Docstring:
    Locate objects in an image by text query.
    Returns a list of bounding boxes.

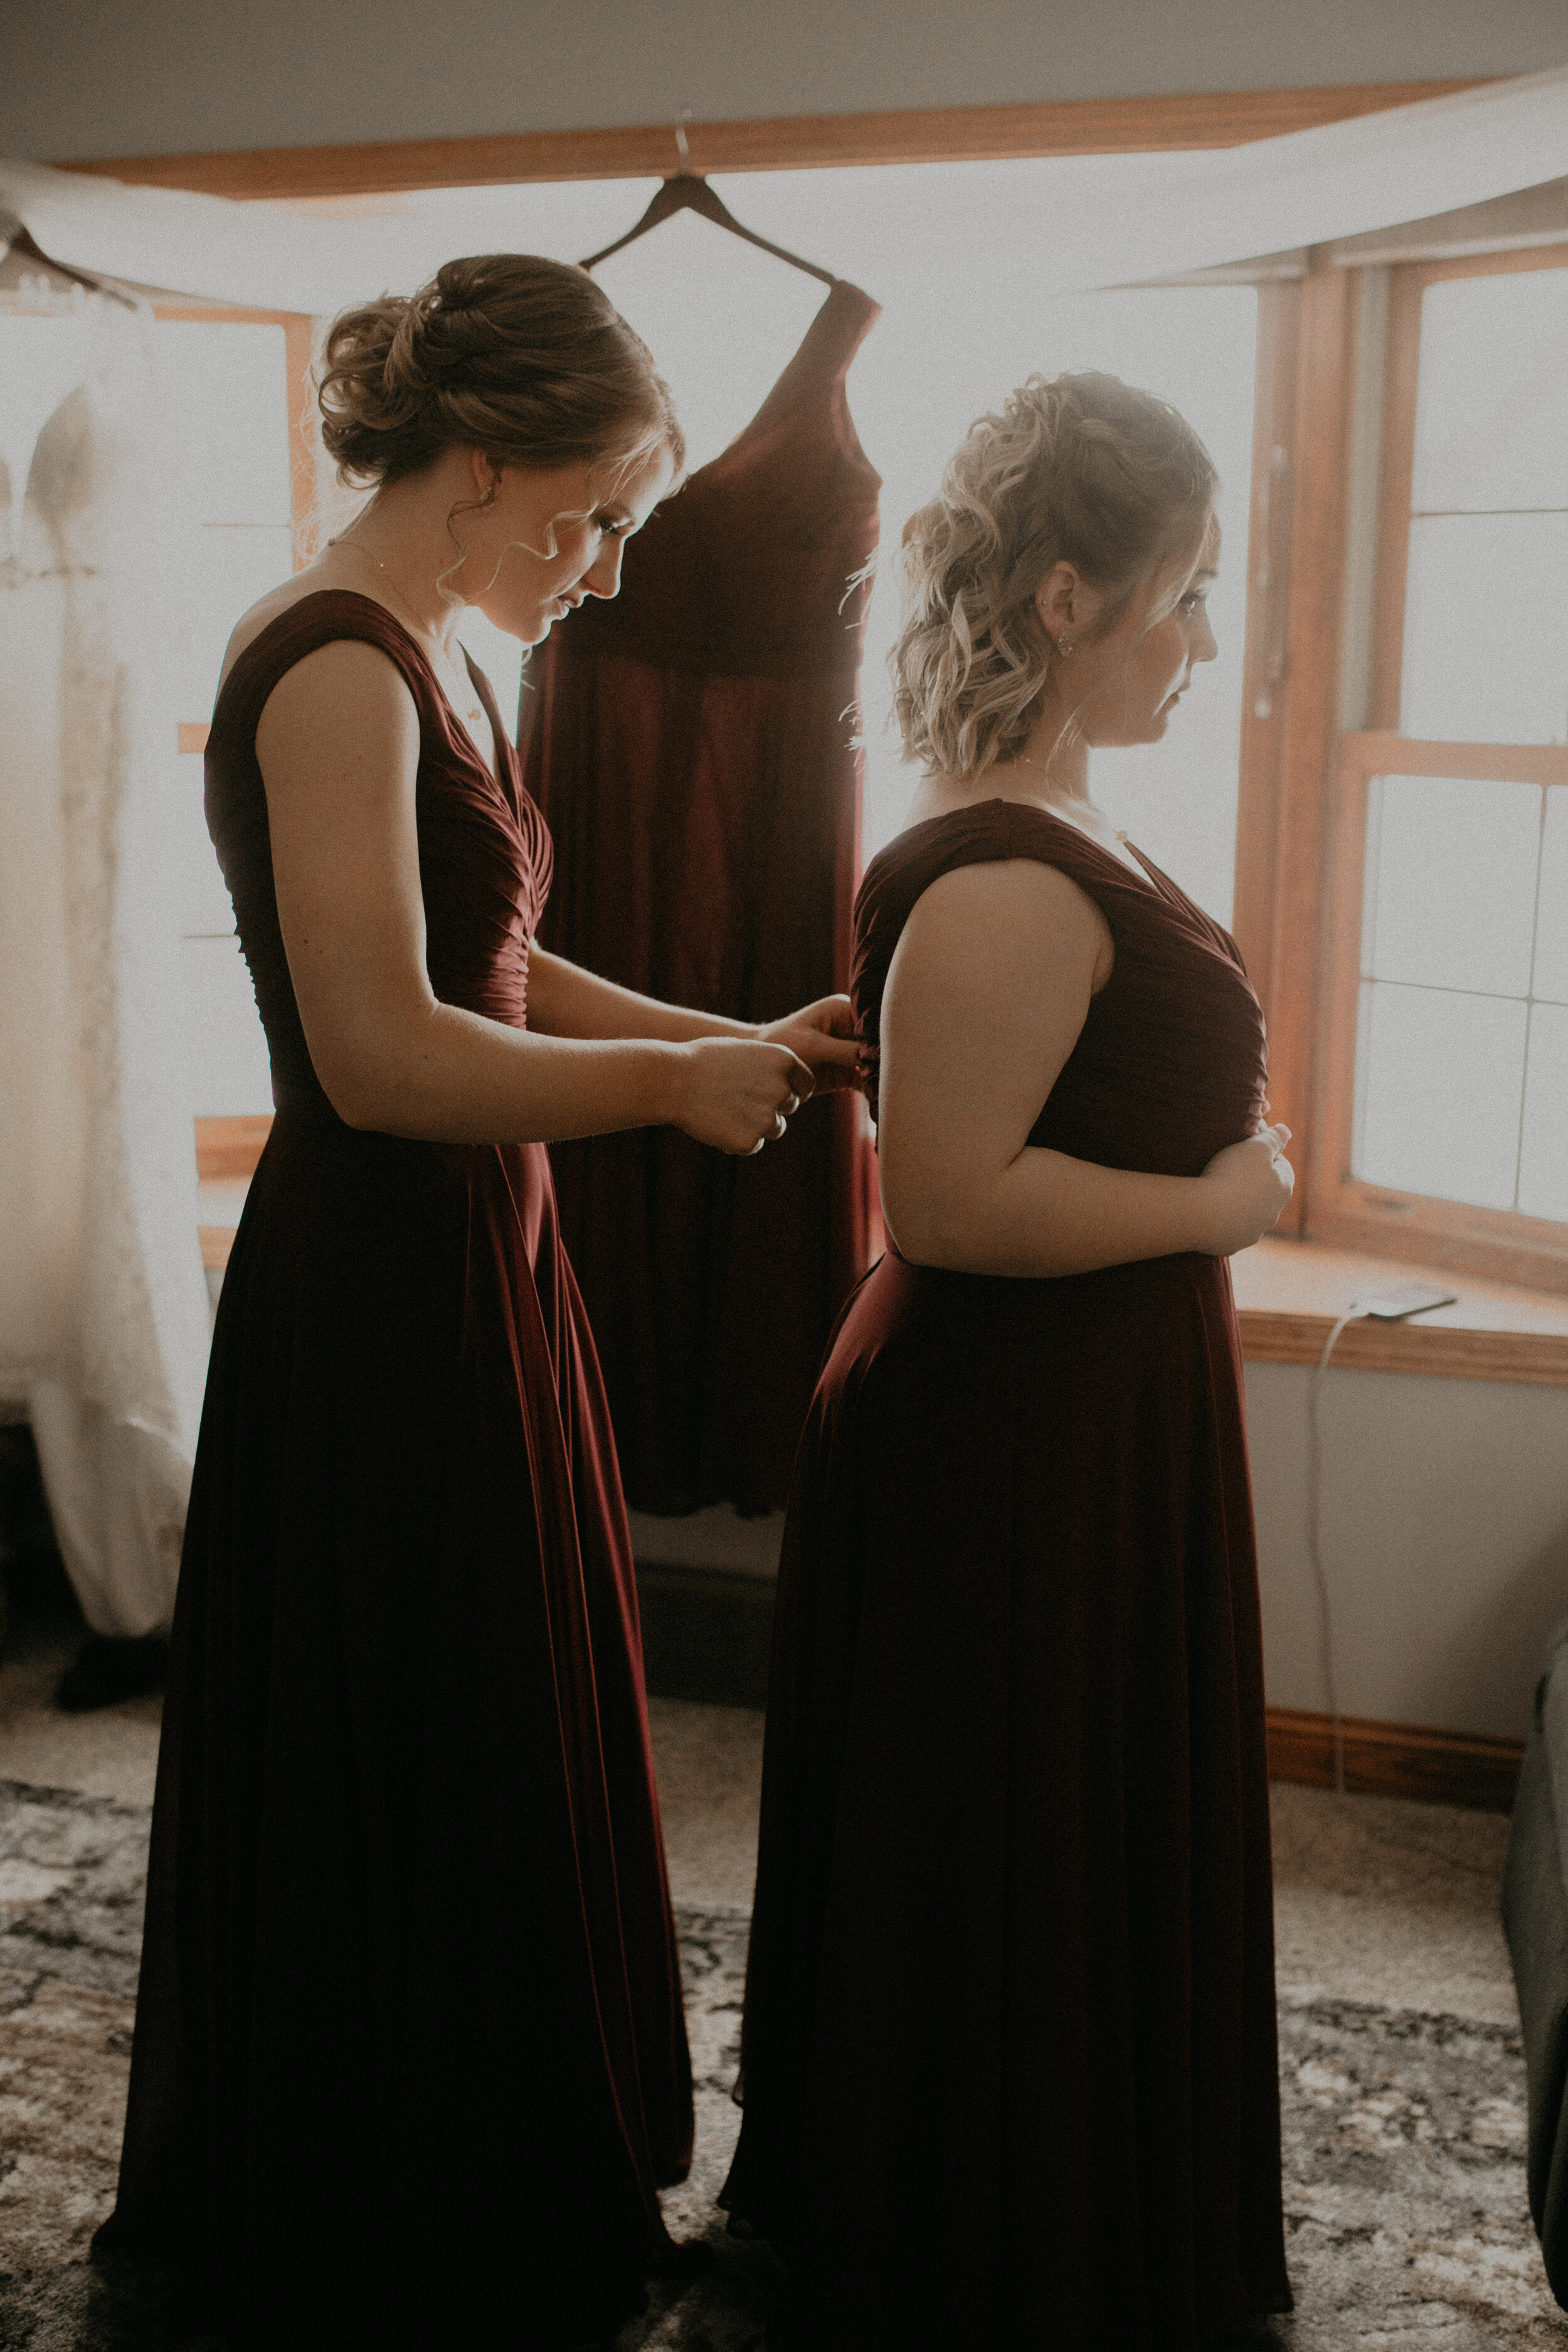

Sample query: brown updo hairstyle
[891,372,1217,778]
[317,252,684,495]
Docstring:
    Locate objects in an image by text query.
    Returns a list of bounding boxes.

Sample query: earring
[1057,635,1074,657]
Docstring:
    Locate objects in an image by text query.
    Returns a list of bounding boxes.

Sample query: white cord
[1306,1304,1367,1798]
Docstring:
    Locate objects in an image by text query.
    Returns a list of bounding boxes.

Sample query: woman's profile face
[1066,520,1220,750]
[465,447,676,644]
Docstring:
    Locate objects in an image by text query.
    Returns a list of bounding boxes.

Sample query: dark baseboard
[634,1566,773,1710]
[1266,1707,1523,1813]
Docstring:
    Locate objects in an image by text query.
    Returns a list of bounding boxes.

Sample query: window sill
[198,1188,1568,1387]
[1233,1235,1568,1386]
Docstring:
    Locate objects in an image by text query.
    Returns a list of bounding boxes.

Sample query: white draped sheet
[0,288,211,1637]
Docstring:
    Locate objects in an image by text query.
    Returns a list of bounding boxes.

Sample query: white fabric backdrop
[0,285,211,1636]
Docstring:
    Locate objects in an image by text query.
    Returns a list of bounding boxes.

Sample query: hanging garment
[724,801,1292,2349]
[0,283,211,1640]
[101,593,692,2349]
[523,280,881,1515]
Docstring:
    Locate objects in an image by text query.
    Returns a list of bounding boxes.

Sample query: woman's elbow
[880,1177,970,1271]
[309,1039,408,1135]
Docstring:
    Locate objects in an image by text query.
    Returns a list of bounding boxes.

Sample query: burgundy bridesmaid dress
[102,593,691,2348]
[524,280,881,1513]
[724,800,1293,2349]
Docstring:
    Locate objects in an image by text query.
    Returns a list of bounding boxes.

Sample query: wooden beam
[1266,1705,1522,1812]
[60,82,1489,201]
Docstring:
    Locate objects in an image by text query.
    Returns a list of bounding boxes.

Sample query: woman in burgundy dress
[97,255,858,2349]
[724,374,1296,2347]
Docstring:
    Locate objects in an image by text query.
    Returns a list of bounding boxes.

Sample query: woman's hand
[669,1037,817,1155]
[759,995,867,1095]
[1195,1126,1295,1256]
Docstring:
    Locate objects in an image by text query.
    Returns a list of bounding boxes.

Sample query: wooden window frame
[151,302,319,566]
[1244,243,1568,1292]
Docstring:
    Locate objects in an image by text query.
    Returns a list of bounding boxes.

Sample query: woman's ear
[470,448,499,506]
[1034,561,1095,647]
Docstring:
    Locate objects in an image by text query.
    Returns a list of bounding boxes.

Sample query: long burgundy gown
[524,280,881,1513]
[723,800,1293,2349]
[102,593,691,2348]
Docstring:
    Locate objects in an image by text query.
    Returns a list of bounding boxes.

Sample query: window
[1293,248,1568,1290]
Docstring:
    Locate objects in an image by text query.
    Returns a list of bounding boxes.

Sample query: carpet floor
[0,1779,1564,2349]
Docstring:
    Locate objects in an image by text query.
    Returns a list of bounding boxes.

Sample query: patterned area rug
[1,1779,1565,2350]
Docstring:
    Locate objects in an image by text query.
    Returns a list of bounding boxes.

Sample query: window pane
[156,322,292,529]
[1401,512,1568,745]
[177,937,273,1117]
[1353,981,1526,1209]
[1411,270,1568,516]
[1534,788,1568,1004]
[1364,772,1540,998]
[162,750,234,937]
[166,523,294,721]
[1519,1004,1568,1221]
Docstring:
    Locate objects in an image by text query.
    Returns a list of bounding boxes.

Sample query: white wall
[1248,1363,1568,1744]
[627,1365,1568,1744]
[2,0,1565,164]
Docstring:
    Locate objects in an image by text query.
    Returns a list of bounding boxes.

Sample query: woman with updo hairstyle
[724,373,1296,2346]
[97,253,860,2348]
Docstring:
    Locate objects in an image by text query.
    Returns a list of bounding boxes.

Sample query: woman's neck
[324,479,469,655]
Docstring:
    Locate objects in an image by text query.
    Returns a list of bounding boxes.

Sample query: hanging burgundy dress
[523,280,881,1513]
[101,593,691,2348]
[724,802,1293,2348]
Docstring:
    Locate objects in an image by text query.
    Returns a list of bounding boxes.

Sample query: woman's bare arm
[526,949,864,1092]
[255,639,809,1152]
[876,859,1291,1276]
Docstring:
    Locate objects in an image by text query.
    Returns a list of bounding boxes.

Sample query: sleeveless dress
[723,800,1292,2349]
[102,592,692,2348]
[524,280,881,1513]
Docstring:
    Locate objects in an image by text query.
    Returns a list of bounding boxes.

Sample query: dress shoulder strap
[209,589,443,747]
[854,798,1155,961]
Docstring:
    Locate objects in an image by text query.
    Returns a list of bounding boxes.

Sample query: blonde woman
[724,374,1295,2348]
[97,255,858,2351]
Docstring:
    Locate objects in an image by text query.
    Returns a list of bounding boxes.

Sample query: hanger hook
[674,105,692,170]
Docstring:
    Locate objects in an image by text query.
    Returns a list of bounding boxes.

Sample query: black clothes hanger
[580,120,838,287]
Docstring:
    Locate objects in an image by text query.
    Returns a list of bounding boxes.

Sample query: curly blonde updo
[891,372,1217,778]
[317,252,684,491]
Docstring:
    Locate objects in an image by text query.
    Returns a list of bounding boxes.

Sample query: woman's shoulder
[213,582,430,724]
[857,797,1131,927]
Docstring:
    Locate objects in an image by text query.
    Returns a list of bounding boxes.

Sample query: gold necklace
[329,534,485,724]
[1006,755,1132,847]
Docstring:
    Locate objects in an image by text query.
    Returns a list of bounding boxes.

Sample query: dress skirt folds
[100,595,691,2348]
[723,801,1293,2349]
